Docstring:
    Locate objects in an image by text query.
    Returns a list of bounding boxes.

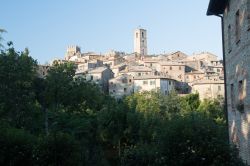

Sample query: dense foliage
[0,43,246,166]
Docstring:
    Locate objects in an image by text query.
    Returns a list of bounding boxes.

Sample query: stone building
[85,67,114,92]
[142,59,161,70]
[102,50,125,67]
[205,60,224,75]
[207,0,250,163]
[111,63,127,77]
[191,76,224,101]
[185,70,205,83]
[120,65,155,77]
[134,28,148,56]
[76,59,103,73]
[109,74,134,99]
[167,51,188,61]
[133,75,175,95]
[157,62,186,82]
[65,45,81,61]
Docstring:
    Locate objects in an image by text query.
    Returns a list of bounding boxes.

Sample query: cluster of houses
[38,45,224,101]
[37,28,224,101]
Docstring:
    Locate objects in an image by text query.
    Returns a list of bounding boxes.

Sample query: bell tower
[134,28,147,56]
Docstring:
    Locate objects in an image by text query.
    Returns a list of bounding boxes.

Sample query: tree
[45,62,76,111]
[0,28,6,48]
[158,113,244,166]
[0,126,36,166]
[35,132,81,166]
[197,99,225,123]
[0,43,38,128]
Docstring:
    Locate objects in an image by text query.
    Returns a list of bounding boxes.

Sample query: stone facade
[167,51,188,61]
[111,63,127,77]
[65,45,81,61]
[85,67,114,92]
[157,62,185,82]
[191,77,224,101]
[120,65,155,77]
[109,74,134,99]
[208,0,250,163]
[134,28,148,56]
[76,59,103,73]
[133,75,175,95]
[224,0,250,163]
[185,70,205,83]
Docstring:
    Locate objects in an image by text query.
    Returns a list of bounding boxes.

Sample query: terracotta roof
[121,66,153,72]
[159,62,185,66]
[186,70,204,75]
[88,67,108,73]
[133,75,174,81]
[191,78,224,85]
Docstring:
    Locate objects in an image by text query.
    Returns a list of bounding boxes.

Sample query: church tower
[134,28,147,56]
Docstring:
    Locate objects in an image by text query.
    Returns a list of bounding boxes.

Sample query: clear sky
[1,0,222,64]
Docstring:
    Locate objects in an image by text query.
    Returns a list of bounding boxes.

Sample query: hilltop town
[3,0,250,165]
[38,28,224,101]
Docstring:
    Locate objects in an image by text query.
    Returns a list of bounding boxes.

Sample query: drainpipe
[214,14,229,144]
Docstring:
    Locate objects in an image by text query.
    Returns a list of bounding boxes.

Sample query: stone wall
[223,0,250,163]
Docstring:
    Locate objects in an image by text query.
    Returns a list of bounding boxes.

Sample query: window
[170,66,172,70]
[136,33,138,38]
[247,0,250,30]
[228,25,232,52]
[235,10,241,43]
[90,75,93,80]
[138,73,141,76]
[124,88,127,92]
[143,81,148,85]
[150,81,155,85]
[169,81,171,85]
[129,79,132,83]
[122,79,127,83]
[231,84,235,109]
[227,0,230,11]
[142,32,144,38]
[218,85,221,91]
[239,80,243,101]
[217,69,220,72]
[179,66,182,70]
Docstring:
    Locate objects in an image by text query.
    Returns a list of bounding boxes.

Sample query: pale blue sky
[0,0,222,64]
